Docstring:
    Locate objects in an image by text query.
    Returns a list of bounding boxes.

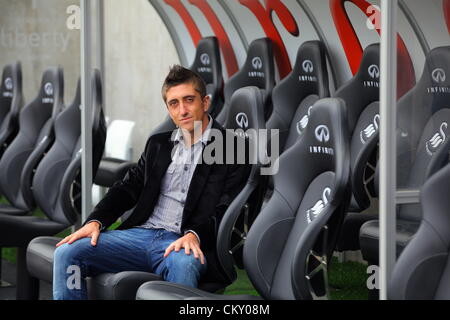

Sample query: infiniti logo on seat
[432,68,446,83]
[44,82,53,96]
[4,77,13,90]
[368,64,380,79]
[302,60,314,73]
[235,112,249,129]
[315,125,330,142]
[200,53,210,66]
[252,57,263,70]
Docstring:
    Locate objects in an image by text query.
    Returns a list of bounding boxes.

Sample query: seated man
[53,65,251,300]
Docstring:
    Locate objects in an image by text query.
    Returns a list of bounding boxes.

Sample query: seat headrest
[38,66,64,118]
[1,62,22,100]
[224,86,265,132]
[224,38,275,102]
[409,46,450,112]
[189,37,222,86]
[353,43,380,86]
[335,43,380,134]
[291,40,330,98]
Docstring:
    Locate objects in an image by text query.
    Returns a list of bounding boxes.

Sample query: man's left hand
[164,232,205,264]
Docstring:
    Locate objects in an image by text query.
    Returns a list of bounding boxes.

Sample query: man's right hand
[56,221,101,247]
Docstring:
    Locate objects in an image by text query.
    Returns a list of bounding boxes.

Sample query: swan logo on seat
[306,187,331,224]
[315,125,330,142]
[302,60,313,73]
[426,122,447,156]
[249,57,265,78]
[432,68,446,83]
[368,65,380,79]
[200,53,210,65]
[235,112,249,129]
[296,106,313,135]
[2,77,13,97]
[360,114,380,144]
[42,82,54,103]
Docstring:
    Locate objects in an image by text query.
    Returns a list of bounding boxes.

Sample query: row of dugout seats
[5,35,449,299]
[0,62,107,299]
[22,37,360,300]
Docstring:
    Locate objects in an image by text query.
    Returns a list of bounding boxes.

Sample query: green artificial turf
[223,268,259,296]
[220,257,368,299]
[329,257,369,300]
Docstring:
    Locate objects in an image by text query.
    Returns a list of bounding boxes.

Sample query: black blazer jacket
[85,119,251,284]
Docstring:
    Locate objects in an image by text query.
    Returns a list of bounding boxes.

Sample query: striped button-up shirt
[139,116,213,240]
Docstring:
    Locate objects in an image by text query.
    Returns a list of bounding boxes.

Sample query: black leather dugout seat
[0,62,22,160]
[136,97,350,300]
[216,38,275,125]
[4,70,106,299]
[0,62,24,284]
[0,67,64,216]
[229,40,332,268]
[359,46,450,266]
[389,163,450,300]
[262,40,331,202]
[332,44,381,251]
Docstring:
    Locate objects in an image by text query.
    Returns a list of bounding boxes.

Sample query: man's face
[165,82,210,133]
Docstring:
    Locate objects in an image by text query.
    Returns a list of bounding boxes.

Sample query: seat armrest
[87,271,162,300]
[94,158,136,187]
[396,189,421,204]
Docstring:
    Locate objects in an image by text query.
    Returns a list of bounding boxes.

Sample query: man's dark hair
[161,65,207,102]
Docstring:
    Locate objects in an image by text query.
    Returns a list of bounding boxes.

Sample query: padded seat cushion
[136,281,262,300]
[88,272,229,300]
[359,219,419,264]
[87,271,163,300]
[0,215,66,247]
[0,203,29,216]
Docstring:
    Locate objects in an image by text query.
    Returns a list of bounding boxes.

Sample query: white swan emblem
[296,106,313,135]
[306,187,331,224]
[360,114,380,144]
[426,122,447,156]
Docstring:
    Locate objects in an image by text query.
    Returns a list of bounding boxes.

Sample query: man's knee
[165,251,206,273]
[54,239,91,265]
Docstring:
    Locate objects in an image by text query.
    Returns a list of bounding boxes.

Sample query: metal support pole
[81,0,93,223]
[379,0,398,300]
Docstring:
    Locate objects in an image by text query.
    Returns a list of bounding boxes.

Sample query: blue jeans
[53,228,207,300]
